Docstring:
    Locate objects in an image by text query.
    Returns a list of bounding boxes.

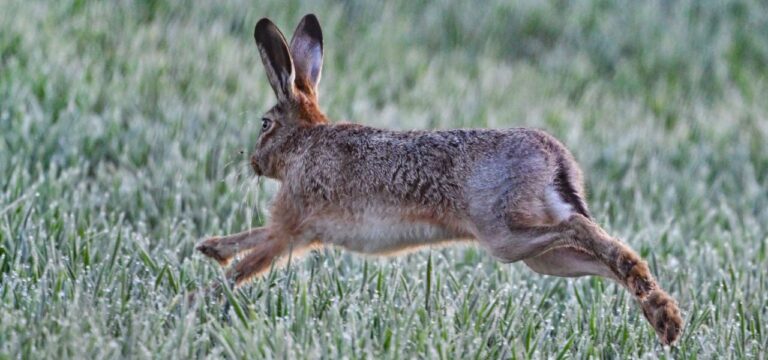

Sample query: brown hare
[197,14,683,345]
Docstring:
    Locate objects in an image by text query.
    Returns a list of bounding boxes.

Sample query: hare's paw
[196,237,233,266]
[641,289,683,345]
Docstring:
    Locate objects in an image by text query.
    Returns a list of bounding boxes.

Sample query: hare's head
[250,14,326,177]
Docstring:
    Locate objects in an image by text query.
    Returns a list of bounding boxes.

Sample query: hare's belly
[317,212,469,255]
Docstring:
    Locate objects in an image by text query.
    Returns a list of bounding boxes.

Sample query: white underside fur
[319,210,467,255]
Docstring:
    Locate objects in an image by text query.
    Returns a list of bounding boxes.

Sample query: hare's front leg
[226,236,288,286]
[197,227,270,266]
[189,229,291,304]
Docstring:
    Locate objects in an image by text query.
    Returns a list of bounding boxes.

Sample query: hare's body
[197,14,684,345]
[261,124,584,257]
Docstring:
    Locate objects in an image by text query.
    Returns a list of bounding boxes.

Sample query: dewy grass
[1,0,767,358]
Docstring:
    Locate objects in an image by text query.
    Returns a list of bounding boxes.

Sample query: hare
[196,14,683,345]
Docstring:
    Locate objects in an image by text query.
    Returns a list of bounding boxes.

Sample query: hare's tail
[553,155,591,219]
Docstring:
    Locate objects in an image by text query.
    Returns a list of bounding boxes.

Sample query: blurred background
[1,0,767,358]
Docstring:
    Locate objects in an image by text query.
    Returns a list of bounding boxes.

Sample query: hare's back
[298,126,575,211]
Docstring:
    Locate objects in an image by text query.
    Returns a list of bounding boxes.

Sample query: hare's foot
[197,227,272,266]
[641,289,683,345]
[196,237,233,266]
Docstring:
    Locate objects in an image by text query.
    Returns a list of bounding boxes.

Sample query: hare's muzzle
[250,156,262,176]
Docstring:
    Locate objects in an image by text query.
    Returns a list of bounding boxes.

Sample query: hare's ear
[254,18,295,103]
[289,14,323,94]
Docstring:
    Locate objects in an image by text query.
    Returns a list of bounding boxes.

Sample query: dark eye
[261,118,273,132]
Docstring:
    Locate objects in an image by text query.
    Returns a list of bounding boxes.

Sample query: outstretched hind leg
[482,214,683,345]
[561,215,683,345]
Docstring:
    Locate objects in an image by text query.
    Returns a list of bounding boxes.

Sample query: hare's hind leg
[523,246,617,280]
[197,227,270,266]
[560,215,683,345]
[489,214,683,345]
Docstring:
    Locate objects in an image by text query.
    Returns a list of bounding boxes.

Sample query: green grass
[1,0,767,358]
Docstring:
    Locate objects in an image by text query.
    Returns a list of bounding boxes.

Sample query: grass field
[1,0,767,358]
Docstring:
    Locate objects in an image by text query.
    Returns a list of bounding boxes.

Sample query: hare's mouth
[250,156,262,176]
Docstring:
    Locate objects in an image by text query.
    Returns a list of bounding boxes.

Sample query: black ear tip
[303,13,319,23]
[300,14,322,41]
[254,18,275,39]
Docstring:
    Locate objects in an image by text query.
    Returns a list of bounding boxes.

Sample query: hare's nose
[250,156,262,175]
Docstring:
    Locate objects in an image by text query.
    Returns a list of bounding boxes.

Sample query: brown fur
[294,85,326,124]
[196,14,683,346]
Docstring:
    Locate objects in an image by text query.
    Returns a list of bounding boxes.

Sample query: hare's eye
[261,118,273,132]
